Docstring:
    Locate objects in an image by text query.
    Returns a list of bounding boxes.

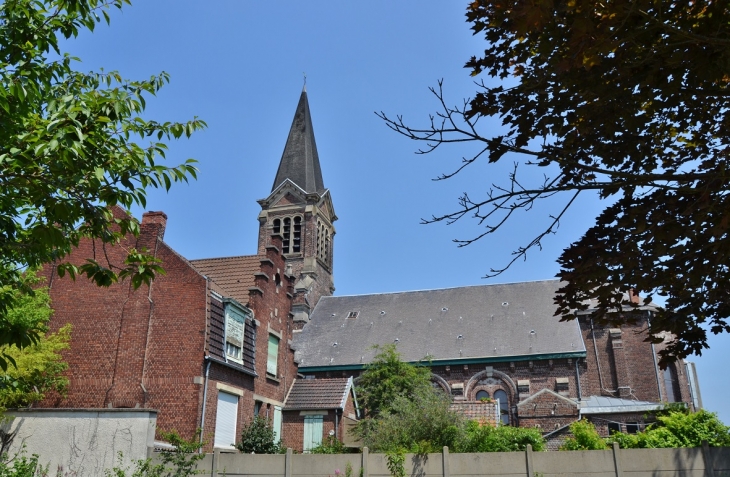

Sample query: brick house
[281,377,359,452]
[38,87,701,452]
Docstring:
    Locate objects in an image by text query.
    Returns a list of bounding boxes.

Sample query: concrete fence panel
[181,446,730,477]
[449,452,529,477]
[3,408,157,477]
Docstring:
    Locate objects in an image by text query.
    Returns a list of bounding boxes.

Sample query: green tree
[379,0,730,364]
[0,0,205,369]
[0,277,69,410]
[352,345,463,453]
[355,384,463,453]
[355,344,432,417]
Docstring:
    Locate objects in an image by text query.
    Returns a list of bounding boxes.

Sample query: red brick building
[39,87,702,452]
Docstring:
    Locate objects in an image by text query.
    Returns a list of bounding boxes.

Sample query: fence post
[702,440,714,477]
[212,449,220,477]
[442,446,450,477]
[362,447,369,477]
[285,448,293,477]
[525,444,534,477]
[612,442,622,477]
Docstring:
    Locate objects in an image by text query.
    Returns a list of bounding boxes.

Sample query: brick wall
[39,208,209,440]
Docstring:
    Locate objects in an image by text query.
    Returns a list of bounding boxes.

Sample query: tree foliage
[0,0,205,368]
[0,277,69,410]
[379,0,730,363]
[355,344,433,418]
[354,383,463,453]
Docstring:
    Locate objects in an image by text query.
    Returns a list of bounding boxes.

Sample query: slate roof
[293,280,586,369]
[284,377,353,410]
[580,395,663,414]
[271,88,325,194]
[190,255,260,304]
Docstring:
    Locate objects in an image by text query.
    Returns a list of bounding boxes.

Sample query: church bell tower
[257,87,336,324]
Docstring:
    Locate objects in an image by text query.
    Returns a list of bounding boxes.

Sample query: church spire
[271,88,325,194]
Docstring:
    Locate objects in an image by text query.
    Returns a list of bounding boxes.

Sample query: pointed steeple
[271,88,325,194]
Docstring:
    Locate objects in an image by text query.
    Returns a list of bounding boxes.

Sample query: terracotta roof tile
[190,255,261,304]
[284,378,352,410]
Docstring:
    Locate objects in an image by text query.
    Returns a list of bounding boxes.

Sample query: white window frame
[223,299,248,365]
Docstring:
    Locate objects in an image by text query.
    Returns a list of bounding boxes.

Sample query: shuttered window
[214,391,238,449]
[273,405,283,443]
[303,415,323,452]
[267,334,279,376]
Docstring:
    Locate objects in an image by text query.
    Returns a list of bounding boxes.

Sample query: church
[38,88,702,452]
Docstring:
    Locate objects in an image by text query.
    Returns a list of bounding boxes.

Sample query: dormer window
[223,300,247,365]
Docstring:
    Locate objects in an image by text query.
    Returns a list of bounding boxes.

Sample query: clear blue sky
[64,1,728,423]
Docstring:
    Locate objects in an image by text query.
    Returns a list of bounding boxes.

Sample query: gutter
[298,351,587,373]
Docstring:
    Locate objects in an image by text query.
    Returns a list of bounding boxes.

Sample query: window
[292,216,302,253]
[214,391,238,449]
[275,215,303,254]
[224,301,246,364]
[254,400,262,417]
[303,415,323,452]
[626,422,640,434]
[494,390,510,425]
[267,334,280,376]
[316,220,332,265]
[664,364,681,403]
[476,390,490,401]
[273,406,283,443]
[608,422,621,435]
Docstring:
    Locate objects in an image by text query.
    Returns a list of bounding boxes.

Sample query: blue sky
[64,1,728,423]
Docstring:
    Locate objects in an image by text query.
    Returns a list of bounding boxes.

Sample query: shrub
[309,436,351,454]
[236,416,282,454]
[456,420,545,452]
[607,409,730,449]
[560,420,608,450]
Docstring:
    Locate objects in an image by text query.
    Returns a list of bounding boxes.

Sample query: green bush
[236,416,282,454]
[607,409,730,449]
[456,420,545,452]
[560,420,608,450]
[309,436,352,454]
[0,453,46,477]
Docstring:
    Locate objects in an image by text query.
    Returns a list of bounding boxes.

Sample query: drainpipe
[647,313,664,402]
[199,358,212,451]
[575,358,582,401]
[335,409,340,441]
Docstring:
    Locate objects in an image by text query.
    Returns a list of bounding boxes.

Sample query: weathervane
[303,72,307,89]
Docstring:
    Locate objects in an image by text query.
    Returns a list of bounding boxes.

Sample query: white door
[214,391,238,449]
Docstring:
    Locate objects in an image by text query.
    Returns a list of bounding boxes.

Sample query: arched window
[494,390,510,425]
[282,218,291,253]
[275,216,302,255]
[292,216,302,253]
[476,390,490,401]
[664,364,681,403]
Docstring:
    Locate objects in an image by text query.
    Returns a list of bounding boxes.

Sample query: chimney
[629,288,640,304]
[141,211,167,240]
